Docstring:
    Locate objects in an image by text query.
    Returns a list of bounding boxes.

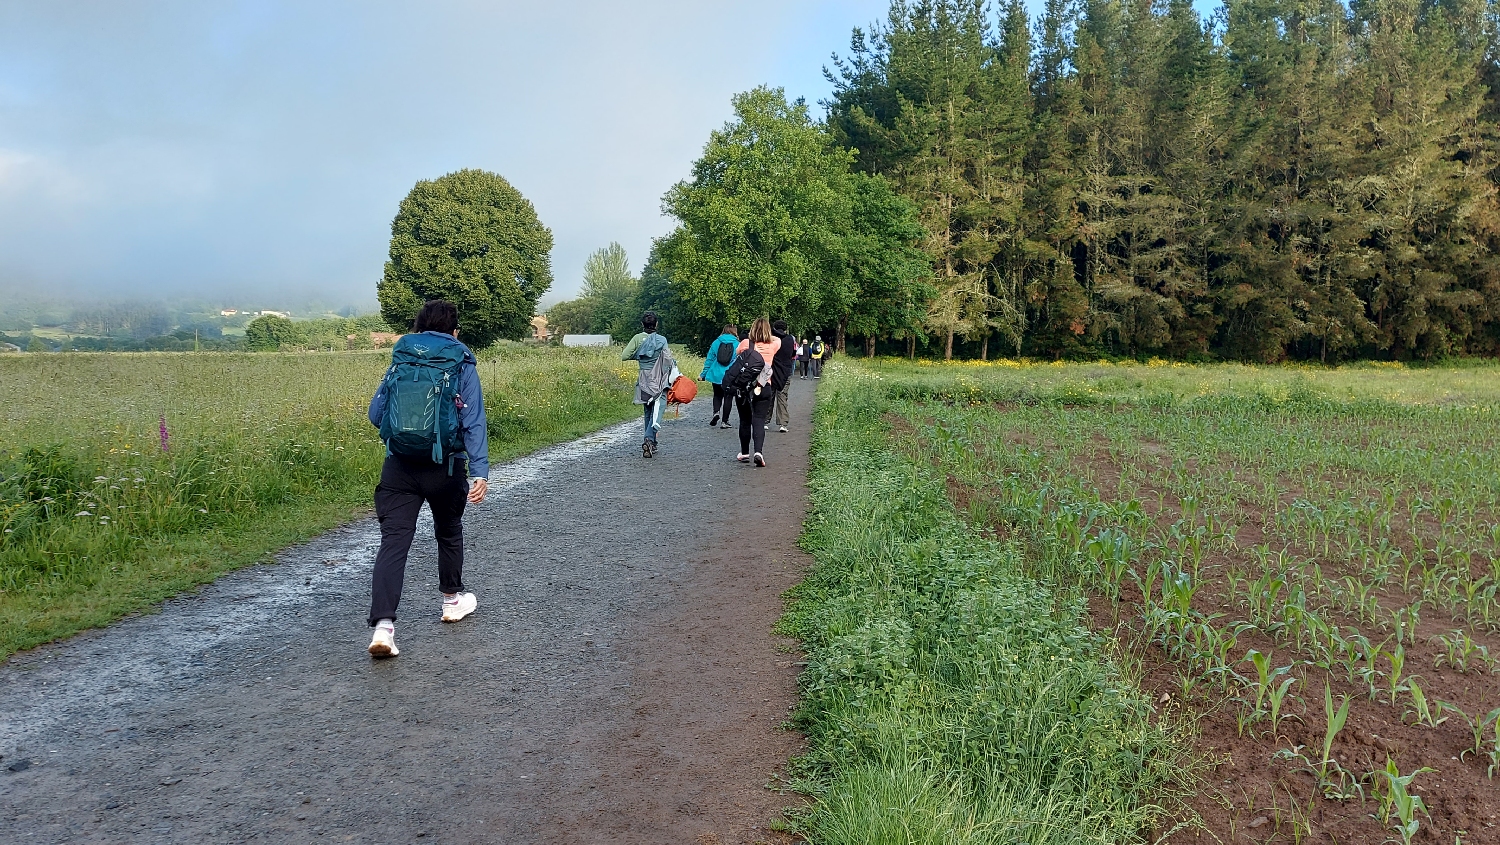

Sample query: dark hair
[642,311,658,332]
[772,319,788,333]
[723,324,738,337]
[413,300,459,335]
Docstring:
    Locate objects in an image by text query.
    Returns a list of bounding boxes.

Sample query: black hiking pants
[368,455,468,625]
[711,383,734,421]
[737,390,772,456]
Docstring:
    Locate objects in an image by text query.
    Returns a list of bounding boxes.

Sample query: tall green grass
[783,364,1185,844]
[869,356,1500,407]
[0,343,639,659]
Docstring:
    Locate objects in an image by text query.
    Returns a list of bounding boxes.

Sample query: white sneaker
[442,591,477,623]
[753,452,766,467]
[736,453,750,462]
[778,425,788,433]
[369,622,398,658]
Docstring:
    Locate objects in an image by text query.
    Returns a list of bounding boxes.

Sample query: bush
[244,315,301,351]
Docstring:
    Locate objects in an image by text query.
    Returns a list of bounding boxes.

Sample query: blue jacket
[368,331,490,478]
[699,333,739,384]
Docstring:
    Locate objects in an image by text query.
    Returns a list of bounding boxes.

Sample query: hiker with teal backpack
[365,300,489,658]
[700,324,739,429]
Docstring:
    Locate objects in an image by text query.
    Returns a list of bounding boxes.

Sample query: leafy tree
[841,172,935,355]
[245,315,301,351]
[660,87,855,329]
[543,243,644,341]
[828,0,1033,359]
[378,169,553,349]
[636,236,723,351]
[25,335,46,353]
[544,297,598,337]
[581,242,642,341]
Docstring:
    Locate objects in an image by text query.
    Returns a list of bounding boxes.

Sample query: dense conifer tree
[822,0,1500,360]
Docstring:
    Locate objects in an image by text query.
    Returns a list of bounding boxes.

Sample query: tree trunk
[836,318,847,354]
[980,332,988,361]
[866,334,876,359]
[945,331,954,361]
[908,335,915,360]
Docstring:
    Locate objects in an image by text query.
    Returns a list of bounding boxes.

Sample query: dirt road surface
[0,381,818,844]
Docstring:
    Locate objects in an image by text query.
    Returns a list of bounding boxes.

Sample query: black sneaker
[642,440,655,458]
[709,413,720,427]
[753,452,766,467]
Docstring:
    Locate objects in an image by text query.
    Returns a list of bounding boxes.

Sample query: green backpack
[377,334,467,469]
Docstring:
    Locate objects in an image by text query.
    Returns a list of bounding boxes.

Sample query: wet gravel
[0,383,817,844]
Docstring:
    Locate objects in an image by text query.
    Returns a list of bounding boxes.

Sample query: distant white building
[257,310,291,319]
[220,309,239,317]
[562,334,612,347]
[0,342,20,353]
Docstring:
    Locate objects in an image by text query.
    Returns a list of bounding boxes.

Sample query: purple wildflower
[159,415,170,452]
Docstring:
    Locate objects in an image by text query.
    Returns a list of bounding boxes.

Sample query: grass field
[810,357,1500,843]
[0,344,641,660]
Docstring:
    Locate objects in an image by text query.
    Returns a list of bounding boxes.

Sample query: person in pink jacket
[734,317,781,467]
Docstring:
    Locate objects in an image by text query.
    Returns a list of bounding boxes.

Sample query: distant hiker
[622,311,674,458]
[700,324,739,430]
[729,317,780,467]
[810,335,827,379]
[366,299,489,658]
[797,337,811,379]
[771,319,797,433]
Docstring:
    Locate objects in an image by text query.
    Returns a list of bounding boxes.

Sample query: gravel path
[0,381,818,844]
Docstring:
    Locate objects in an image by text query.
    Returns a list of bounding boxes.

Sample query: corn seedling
[1448,704,1500,761]
[1384,645,1412,704]
[1370,757,1435,845]
[1489,716,1500,778]
[1276,682,1362,800]
[1434,629,1495,674]
[1401,679,1447,727]
[1391,603,1422,646]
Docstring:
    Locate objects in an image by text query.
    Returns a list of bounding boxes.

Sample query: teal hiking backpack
[378,334,468,469]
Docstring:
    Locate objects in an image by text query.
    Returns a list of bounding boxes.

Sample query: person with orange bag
[622,311,673,458]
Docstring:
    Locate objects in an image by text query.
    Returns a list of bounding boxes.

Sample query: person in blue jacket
[700,324,739,429]
[365,300,489,658]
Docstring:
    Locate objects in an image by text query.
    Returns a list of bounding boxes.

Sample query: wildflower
[159,415,170,452]
[76,511,92,517]
[198,509,208,514]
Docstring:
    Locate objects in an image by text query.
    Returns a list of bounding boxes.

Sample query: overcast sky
[0,1,1209,312]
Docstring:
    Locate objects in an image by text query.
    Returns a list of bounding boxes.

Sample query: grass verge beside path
[780,361,1185,844]
[0,344,642,660]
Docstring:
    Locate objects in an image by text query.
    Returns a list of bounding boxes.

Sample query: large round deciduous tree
[378,169,553,348]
